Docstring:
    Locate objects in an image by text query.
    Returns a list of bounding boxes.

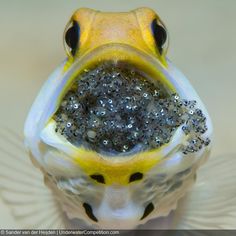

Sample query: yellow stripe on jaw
[41,119,165,186]
[64,124,183,186]
[71,147,163,185]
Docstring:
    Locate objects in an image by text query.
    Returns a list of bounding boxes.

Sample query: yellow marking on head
[63,7,168,70]
[43,118,170,186]
[71,147,163,185]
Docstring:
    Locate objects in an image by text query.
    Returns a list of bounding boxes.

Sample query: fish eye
[64,20,80,56]
[83,202,98,222]
[90,174,105,184]
[151,18,168,55]
[140,202,155,220]
[129,172,143,183]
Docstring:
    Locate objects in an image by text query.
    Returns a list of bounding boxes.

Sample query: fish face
[64,8,168,63]
[24,8,212,229]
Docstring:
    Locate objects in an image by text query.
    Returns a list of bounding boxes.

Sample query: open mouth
[53,61,209,156]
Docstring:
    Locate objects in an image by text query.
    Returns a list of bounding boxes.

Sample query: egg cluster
[54,63,210,155]
[181,101,210,154]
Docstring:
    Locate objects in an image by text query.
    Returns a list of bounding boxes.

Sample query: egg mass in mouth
[54,62,209,155]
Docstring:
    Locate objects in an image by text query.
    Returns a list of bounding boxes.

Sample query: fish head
[24,7,213,229]
[64,7,168,65]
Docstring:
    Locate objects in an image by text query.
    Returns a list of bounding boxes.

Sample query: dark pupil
[151,19,167,54]
[65,21,79,56]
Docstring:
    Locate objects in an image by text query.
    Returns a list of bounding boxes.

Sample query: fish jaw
[23,43,212,228]
[24,43,212,163]
[24,43,169,167]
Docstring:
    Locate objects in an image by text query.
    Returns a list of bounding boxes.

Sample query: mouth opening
[52,60,210,156]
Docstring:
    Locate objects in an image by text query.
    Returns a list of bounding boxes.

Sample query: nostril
[129,172,143,183]
[140,202,154,220]
[90,174,105,184]
[82,202,98,222]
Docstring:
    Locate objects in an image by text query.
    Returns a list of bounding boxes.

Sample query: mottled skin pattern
[24,8,212,229]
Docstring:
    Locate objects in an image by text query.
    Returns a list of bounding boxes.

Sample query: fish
[0,7,235,229]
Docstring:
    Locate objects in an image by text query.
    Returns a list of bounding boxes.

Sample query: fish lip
[75,42,164,65]
[64,42,174,90]
[82,42,163,60]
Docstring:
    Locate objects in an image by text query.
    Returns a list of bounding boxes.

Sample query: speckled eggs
[54,63,210,155]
